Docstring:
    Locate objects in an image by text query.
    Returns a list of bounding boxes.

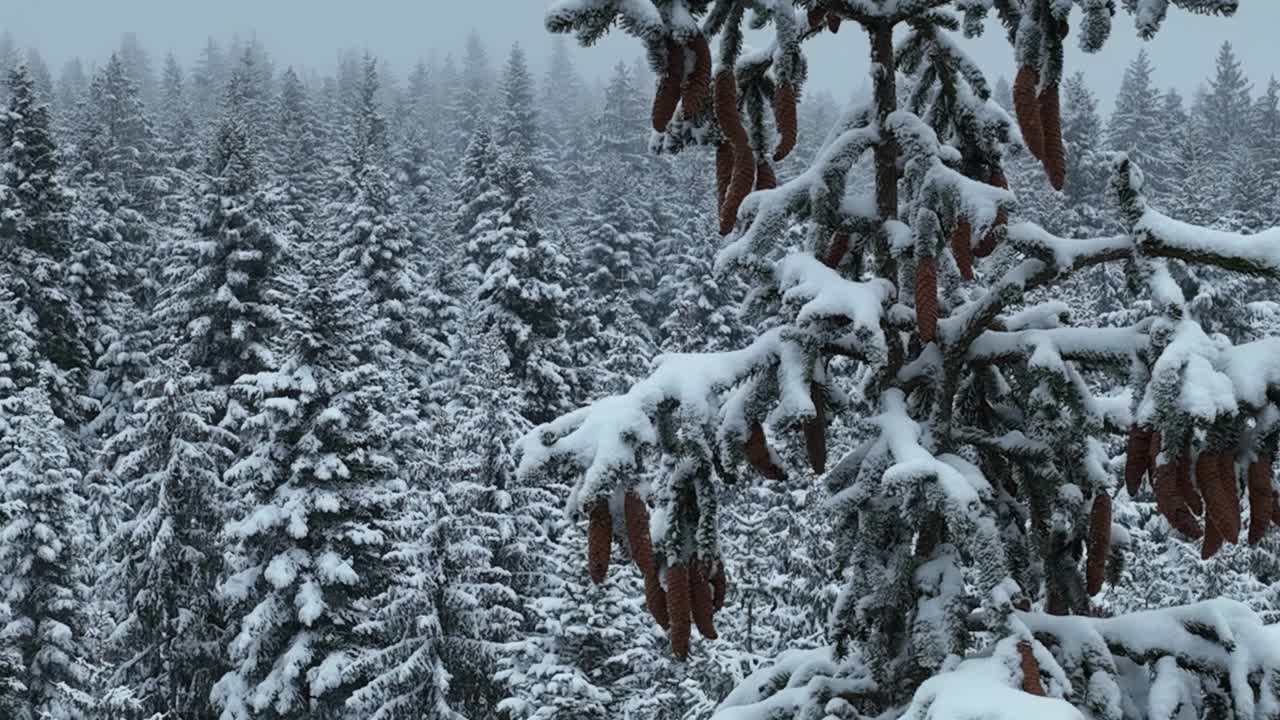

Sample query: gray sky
[4,1,1278,113]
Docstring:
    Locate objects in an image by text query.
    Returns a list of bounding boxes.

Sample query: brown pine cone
[951,219,973,281]
[804,381,827,474]
[755,160,777,191]
[823,232,850,268]
[827,13,842,33]
[1199,452,1236,542]
[715,141,735,209]
[1039,83,1066,191]
[1217,452,1240,543]
[624,492,655,576]
[667,564,692,659]
[1202,520,1225,560]
[710,565,727,611]
[1013,65,1044,161]
[652,40,685,132]
[716,70,754,235]
[745,421,785,480]
[1018,641,1045,695]
[807,6,827,30]
[646,573,670,629]
[1176,454,1203,516]
[1124,425,1153,497]
[773,82,798,162]
[915,255,938,343]
[1087,494,1112,596]
[689,563,718,639]
[1046,590,1068,616]
[681,35,712,118]
[1155,460,1203,538]
[587,500,612,584]
[1248,455,1273,545]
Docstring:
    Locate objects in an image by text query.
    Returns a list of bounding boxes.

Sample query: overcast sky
[5,1,1278,113]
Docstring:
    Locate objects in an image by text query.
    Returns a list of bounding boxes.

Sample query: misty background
[6,0,1278,112]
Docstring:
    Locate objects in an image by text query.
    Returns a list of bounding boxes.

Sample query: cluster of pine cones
[1126,426,1280,559]
[586,493,725,659]
[1012,42,1068,190]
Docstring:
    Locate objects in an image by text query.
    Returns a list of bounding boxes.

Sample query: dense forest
[1,0,1280,717]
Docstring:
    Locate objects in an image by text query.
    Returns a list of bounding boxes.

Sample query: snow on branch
[1135,211,1280,280]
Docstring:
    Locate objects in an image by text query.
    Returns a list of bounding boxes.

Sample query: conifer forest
[5,0,1280,718]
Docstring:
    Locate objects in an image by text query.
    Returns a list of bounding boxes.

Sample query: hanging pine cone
[1198,452,1236,542]
[587,500,612,584]
[716,70,754,235]
[823,232,850,268]
[1124,425,1153,497]
[1045,589,1068,616]
[1018,641,1045,695]
[667,564,692,659]
[975,167,1008,258]
[624,491,668,626]
[1086,494,1112,596]
[744,420,786,480]
[803,381,828,473]
[1155,460,1203,538]
[755,160,777,191]
[689,563,718,639]
[682,35,712,118]
[1248,455,1273,545]
[827,13,842,33]
[915,255,938,343]
[1013,65,1044,161]
[1039,82,1066,191]
[710,565,727,611]
[716,141,735,209]
[951,219,973,280]
[1202,520,1225,560]
[773,82,798,162]
[1176,455,1203,516]
[807,6,826,30]
[1217,452,1241,543]
[652,40,685,132]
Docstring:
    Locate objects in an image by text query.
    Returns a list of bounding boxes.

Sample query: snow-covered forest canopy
[2,0,1280,717]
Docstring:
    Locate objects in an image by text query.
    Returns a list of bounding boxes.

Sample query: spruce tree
[213,252,407,719]
[0,65,92,429]
[0,388,92,719]
[526,2,1280,719]
[1108,50,1166,184]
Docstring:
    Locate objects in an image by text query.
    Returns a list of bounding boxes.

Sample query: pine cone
[1124,425,1153,497]
[773,82,798,162]
[1248,455,1272,545]
[1086,494,1112,596]
[745,420,785,480]
[975,166,1008,258]
[951,219,973,281]
[807,6,827,30]
[1039,82,1066,191]
[804,381,827,474]
[1198,452,1237,542]
[667,564,692,659]
[1013,65,1044,161]
[689,563,718,639]
[823,232,850,268]
[1018,641,1045,695]
[915,255,938,343]
[710,565,727,611]
[681,35,712,118]
[755,160,777,191]
[827,13,842,33]
[1217,452,1241,543]
[587,500,612,584]
[1155,460,1203,538]
[716,141,735,209]
[1202,520,1225,560]
[716,70,754,235]
[1046,590,1068,616]
[652,40,685,132]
